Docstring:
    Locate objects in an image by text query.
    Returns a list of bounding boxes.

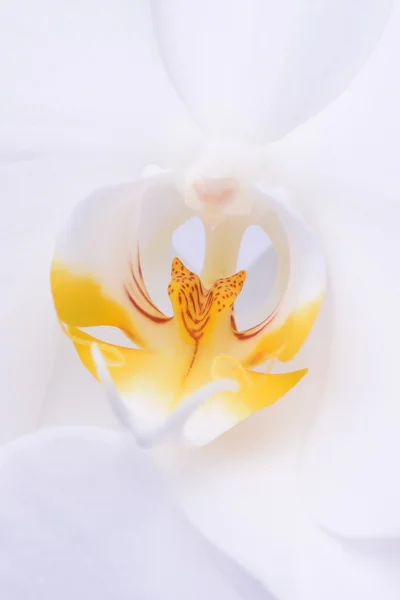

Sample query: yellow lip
[51,254,316,444]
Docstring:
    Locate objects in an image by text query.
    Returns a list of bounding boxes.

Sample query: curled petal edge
[91,343,239,447]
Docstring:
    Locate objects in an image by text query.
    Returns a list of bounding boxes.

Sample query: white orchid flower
[1,0,400,599]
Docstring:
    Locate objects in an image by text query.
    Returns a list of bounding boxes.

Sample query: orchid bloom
[1,0,400,599]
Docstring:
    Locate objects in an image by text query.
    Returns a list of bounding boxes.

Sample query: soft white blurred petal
[0,427,272,599]
[263,0,400,197]
[298,188,400,538]
[38,331,117,430]
[0,0,200,157]
[0,156,160,442]
[257,2,400,538]
[152,0,391,141]
[160,381,400,600]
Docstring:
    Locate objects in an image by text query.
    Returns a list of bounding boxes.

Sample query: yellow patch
[51,261,138,341]
[51,257,321,439]
[241,296,323,367]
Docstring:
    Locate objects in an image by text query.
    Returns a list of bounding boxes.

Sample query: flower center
[168,258,246,342]
[50,172,325,446]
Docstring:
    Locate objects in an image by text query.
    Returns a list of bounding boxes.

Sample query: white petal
[262,3,400,539]
[298,189,400,538]
[39,332,119,430]
[0,155,144,443]
[0,427,272,599]
[160,406,400,599]
[152,0,391,141]
[263,0,400,198]
[0,0,199,156]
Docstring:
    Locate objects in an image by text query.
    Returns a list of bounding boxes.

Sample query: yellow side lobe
[212,355,307,418]
[51,260,172,350]
[51,262,137,339]
[240,296,323,367]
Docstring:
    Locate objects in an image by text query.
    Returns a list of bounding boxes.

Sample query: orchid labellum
[50,151,325,446]
[1,0,400,598]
